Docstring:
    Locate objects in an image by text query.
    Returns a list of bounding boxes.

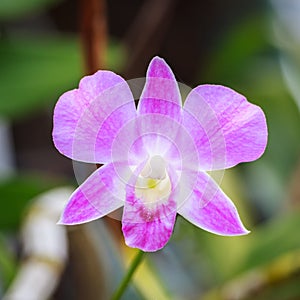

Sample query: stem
[111,250,145,300]
[80,0,107,74]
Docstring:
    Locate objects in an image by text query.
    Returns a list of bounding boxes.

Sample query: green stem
[111,250,145,300]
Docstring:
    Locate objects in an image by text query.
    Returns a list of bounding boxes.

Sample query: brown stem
[80,0,107,74]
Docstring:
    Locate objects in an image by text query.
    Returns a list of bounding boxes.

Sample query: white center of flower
[135,155,171,204]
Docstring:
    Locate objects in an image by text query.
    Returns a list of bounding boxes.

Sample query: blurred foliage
[271,0,300,111]
[0,35,125,120]
[0,0,59,20]
[0,175,67,229]
[171,211,300,299]
[0,35,81,119]
[0,234,16,289]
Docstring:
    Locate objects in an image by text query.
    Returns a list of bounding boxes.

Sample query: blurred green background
[0,0,300,299]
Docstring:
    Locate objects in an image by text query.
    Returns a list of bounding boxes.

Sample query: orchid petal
[122,165,178,252]
[183,85,268,170]
[53,71,136,163]
[137,57,182,123]
[58,162,130,225]
[178,170,249,236]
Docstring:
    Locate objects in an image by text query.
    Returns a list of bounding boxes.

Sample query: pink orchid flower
[53,56,267,252]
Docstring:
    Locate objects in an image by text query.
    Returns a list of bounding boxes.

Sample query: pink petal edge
[177,170,249,236]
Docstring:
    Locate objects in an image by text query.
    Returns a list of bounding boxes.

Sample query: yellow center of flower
[135,155,171,204]
[147,178,158,189]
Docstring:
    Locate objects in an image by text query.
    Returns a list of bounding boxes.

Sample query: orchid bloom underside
[53,56,267,252]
